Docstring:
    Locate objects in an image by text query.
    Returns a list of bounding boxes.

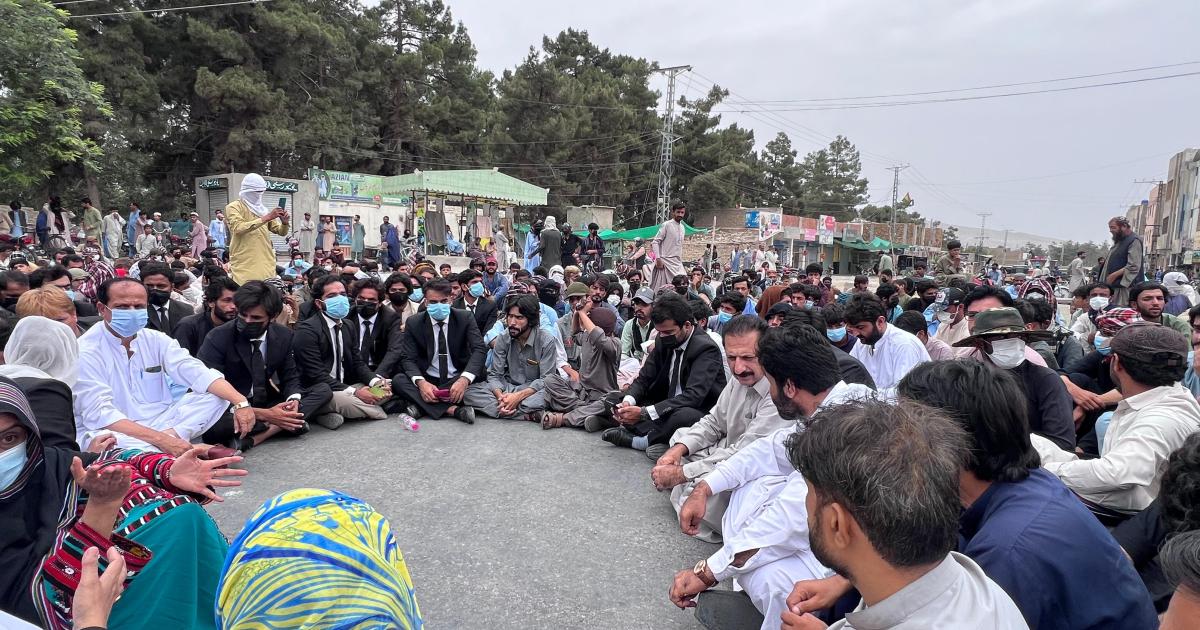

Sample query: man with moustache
[173,276,240,356]
[668,325,873,629]
[651,315,788,544]
[464,294,558,419]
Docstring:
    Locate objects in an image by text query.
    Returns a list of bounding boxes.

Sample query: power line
[712,70,1200,112]
[723,60,1200,103]
[66,0,274,19]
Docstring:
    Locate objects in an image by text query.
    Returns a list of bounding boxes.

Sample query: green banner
[308,167,410,207]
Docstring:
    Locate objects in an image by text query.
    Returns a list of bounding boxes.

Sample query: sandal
[541,412,568,430]
[524,411,543,424]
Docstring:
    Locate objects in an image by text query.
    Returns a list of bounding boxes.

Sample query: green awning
[382,169,548,205]
[838,239,874,251]
[515,222,709,241]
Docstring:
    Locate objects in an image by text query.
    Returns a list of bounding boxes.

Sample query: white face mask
[987,338,1027,369]
[936,311,952,323]
[606,294,620,306]
[1089,296,1109,311]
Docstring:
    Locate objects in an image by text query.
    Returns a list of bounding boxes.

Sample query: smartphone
[277,197,287,210]
[434,388,451,401]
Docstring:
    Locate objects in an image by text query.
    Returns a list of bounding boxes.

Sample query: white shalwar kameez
[649,218,686,290]
[700,381,874,629]
[74,323,229,451]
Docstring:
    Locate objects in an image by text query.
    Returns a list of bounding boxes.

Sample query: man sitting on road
[74,277,254,454]
[1128,281,1192,337]
[454,269,499,335]
[597,294,727,456]
[618,287,656,385]
[198,281,334,452]
[843,293,929,393]
[464,294,558,420]
[651,315,786,544]
[894,310,956,360]
[669,325,872,628]
[174,275,239,356]
[346,278,405,380]
[542,300,621,429]
[292,275,390,429]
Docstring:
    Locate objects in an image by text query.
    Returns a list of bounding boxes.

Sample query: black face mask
[340,274,356,286]
[0,296,17,311]
[389,292,408,305]
[357,303,379,319]
[235,317,266,340]
[674,285,688,296]
[148,289,171,306]
[628,282,641,293]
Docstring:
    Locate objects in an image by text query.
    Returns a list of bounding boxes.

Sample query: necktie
[332,323,343,383]
[360,319,373,368]
[437,322,449,382]
[156,306,167,328]
[250,339,268,406]
[668,349,683,396]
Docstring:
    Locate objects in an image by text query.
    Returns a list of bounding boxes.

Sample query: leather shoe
[584,414,616,433]
[601,427,635,449]
[454,405,476,425]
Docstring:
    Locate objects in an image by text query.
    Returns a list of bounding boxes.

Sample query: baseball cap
[1110,322,1188,367]
[934,287,965,308]
[632,287,655,305]
[564,282,589,299]
[67,268,89,281]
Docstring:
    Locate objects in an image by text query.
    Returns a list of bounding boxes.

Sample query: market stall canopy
[515,222,708,241]
[382,168,549,205]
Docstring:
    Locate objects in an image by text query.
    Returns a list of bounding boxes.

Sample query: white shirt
[74,322,223,442]
[703,381,874,580]
[831,553,1027,629]
[323,313,382,393]
[414,315,477,384]
[669,376,788,480]
[1032,384,1200,513]
[849,323,930,391]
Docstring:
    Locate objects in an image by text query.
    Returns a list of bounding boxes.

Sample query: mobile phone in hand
[434,388,451,401]
[278,197,287,209]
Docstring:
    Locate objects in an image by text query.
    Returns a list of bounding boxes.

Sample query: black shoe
[287,421,310,437]
[225,437,254,454]
[454,405,476,425]
[601,427,635,449]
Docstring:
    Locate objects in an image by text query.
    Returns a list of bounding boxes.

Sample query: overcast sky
[448,0,1200,243]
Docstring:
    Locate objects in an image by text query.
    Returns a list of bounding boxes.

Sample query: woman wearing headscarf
[0,317,80,451]
[225,173,290,283]
[0,377,245,630]
[217,488,422,630]
[1162,271,1198,316]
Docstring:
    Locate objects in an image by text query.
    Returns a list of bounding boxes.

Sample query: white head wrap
[240,173,268,217]
[543,215,557,231]
[0,316,79,386]
[1163,271,1199,306]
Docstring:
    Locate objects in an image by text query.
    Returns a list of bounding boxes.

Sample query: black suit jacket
[74,299,98,317]
[173,311,217,357]
[146,298,193,337]
[399,309,486,382]
[13,376,79,451]
[293,313,377,390]
[626,329,726,417]
[452,295,498,336]
[344,307,404,378]
[198,321,302,400]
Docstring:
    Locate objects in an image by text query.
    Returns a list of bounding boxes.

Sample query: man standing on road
[226,174,290,283]
[102,207,125,260]
[1067,250,1087,291]
[877,248,893,278]
[1102,216,1145,308]
[209,209,228,257]
[649,201,687,290]
[297,212,316,259]
[188,211,209,259]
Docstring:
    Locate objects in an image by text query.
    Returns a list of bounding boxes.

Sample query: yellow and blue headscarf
[216,489,422,629]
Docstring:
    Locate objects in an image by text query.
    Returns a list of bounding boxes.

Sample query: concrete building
[1160,149,1199,267]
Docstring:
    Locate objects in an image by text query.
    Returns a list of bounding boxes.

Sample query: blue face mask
[427,302,451,321]
[804,300,814,309]
[827,326,848,342]
[323,295,351,320]
[1094,334,1111,356]
[469,282,486,298]
[65,289,76,302]
[108,307,148,338]
[717,311,733,324]
[0,440,27,490]
[410,288,424,303]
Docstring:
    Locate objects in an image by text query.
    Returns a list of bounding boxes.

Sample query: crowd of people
[1,176,1199,630]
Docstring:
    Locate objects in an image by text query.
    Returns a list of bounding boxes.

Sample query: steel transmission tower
[654,65,691,225]
[887,164,909,245]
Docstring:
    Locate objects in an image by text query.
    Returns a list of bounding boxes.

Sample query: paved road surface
[208,415,721,630]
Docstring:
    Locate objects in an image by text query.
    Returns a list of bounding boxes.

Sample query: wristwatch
[232,400,252,411]
[693,559,717,587]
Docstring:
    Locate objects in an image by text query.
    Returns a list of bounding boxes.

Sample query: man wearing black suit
[345,278,404,379]
[453,269,498,335]
[139,263,193,338]
[292,275,389,429]
[390,279,486,424]
[198,281,333,451]
[174,276,239,356]
[599,294,727,452]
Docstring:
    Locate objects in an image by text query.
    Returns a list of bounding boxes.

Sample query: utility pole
[888,165,909,246]
[1001,228,1011,265]
[976,212,992,256]
[654,65,692,225]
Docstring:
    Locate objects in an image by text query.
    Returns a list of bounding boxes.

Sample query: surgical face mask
[987,338,1027,369]
[826,326,847,342]
[0,440,27,489]
[322,264,334,272]
[427,302,451,321]
[107,307,148,337]
[1094,334,1112,356]
[410,288,424,303]
[322,295,351,320]
[804,300,814,310]
[235,317,266,341]
[1089,296,1109,311]
[717,311,733,324]
[469,282,486,298]
[606,294,620,306]
[936,311,952,323]
[64,289,76,302]
[356,302,379,319]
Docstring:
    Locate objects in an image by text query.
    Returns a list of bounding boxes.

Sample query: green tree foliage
[760,132,802,212]
[795,135,868,221]
[671,86,760,213]
[0,0,109,194]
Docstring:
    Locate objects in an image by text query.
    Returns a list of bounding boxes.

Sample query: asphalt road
[207,414,721,630]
